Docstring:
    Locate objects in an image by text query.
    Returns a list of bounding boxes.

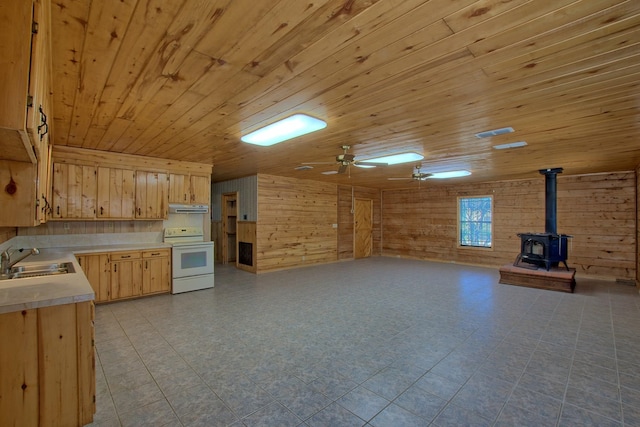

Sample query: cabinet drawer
[110,251,141,261]
[142,249,170,258]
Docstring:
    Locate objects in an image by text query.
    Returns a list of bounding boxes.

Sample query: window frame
[457,195,494,250]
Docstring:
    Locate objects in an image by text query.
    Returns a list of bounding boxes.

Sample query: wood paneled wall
[637,164,640,290]
[382,171,636,281]
[0,227,17,244]
[257,174,337,272]
[337,185,382,260]
[18,221,163,236]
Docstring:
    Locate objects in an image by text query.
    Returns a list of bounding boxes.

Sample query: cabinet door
[142,249,170,294]
[51,163,96,219]
[110,252,142,299]
[0,160,38,227]
[189,175,210,205]
[136,171,168,219]
[76,254,110,302]
[168,173,190,204]
[97,167,135,219]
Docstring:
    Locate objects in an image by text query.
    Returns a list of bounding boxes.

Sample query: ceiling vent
[475,127,514,138]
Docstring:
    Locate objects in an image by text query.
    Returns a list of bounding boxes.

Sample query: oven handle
[171,243,214,251]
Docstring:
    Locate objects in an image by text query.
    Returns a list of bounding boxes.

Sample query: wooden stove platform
[499,264,576,293]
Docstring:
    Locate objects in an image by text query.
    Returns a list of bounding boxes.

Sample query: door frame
[221,192,238,265]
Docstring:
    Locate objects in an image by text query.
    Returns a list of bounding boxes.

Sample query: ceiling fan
[388,164,433,183]
[302,145,386,174]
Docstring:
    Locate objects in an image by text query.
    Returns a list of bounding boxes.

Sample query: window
[458,196,492,248]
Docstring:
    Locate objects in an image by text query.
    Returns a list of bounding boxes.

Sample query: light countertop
[0,243,171,315]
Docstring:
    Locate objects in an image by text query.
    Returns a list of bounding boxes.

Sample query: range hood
[169,204,209,214]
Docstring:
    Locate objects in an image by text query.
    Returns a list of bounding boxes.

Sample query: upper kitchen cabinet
[169,173,211,205]
[0,0,53,226]
[97,166,135,219]
[135,171,169,219]
[52,163,96,219]
[0,160,38,226]
[0,0,53,162]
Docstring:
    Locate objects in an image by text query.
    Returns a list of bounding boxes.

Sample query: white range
[163,227,214,294]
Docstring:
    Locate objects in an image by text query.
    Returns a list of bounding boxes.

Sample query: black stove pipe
[539,168,563,235]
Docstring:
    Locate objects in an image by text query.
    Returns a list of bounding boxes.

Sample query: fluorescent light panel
[241,114,327,146]
[363,152,424,165]
[493,141,527,150]
[475,127,514,138]
[428,170,471,179]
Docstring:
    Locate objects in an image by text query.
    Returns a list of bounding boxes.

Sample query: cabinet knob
[100,206,104,215]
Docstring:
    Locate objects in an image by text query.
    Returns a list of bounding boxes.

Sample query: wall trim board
[52,146,212,175]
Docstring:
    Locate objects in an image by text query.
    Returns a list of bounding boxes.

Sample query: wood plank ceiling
[50,0,640,188]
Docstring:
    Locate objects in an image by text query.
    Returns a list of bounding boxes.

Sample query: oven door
[172,243,214,278]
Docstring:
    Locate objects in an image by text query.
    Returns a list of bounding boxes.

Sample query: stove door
[172,243,214,278]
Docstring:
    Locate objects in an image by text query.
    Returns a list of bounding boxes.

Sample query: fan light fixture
[428,170,471,179]
[493,141,527,150]
[241,114,327,146]
[362,152,424,165]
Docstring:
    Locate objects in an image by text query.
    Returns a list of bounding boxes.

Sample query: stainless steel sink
[0,262,75,280]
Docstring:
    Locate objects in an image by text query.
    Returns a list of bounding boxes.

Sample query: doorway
[354,198,373,259]
[221,192,238,264]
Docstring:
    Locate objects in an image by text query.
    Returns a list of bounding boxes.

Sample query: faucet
[1,247,40,274]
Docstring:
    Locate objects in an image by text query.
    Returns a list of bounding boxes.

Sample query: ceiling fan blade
[354,161,387,167]
[301,161,337,165]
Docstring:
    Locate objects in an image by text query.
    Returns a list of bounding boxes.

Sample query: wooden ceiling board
[49,0,640,188]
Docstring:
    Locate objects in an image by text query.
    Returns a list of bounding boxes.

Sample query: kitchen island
[0,249,95,426]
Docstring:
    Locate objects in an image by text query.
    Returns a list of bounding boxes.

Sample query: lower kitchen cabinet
[0,300,95,426]
[110,251,143,299]
[76,253,110,302]
[77,248,171,303]
[142,249,171,294]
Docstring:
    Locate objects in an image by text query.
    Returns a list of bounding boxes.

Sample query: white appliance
[163,227,214,294]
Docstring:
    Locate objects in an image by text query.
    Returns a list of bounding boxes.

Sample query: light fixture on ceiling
[295,165,313,171]
[475,127,514,138]
[241,114,327,146]
[361,152,424,165]
[428,170,471,179]
[493,141,528,150]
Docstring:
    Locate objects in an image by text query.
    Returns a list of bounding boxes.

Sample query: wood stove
[515,168,571,271]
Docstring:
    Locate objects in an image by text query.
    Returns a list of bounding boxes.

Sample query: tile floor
[88,257,640,427]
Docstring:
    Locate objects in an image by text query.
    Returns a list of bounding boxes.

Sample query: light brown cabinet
[136,171,169,219]
[51,163,96,219]
[110,251,142,299]
[0,0,53,161]
[142,249,171,294]
[76,253,110,302]
[169,173,210,205]
[77,248,171,303]
[0,301,95,426]
[97,166,136,219]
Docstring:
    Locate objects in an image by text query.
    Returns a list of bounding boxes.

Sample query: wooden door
[97,166,135,219]
[354,198,373,259]
[222,193,238,264]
